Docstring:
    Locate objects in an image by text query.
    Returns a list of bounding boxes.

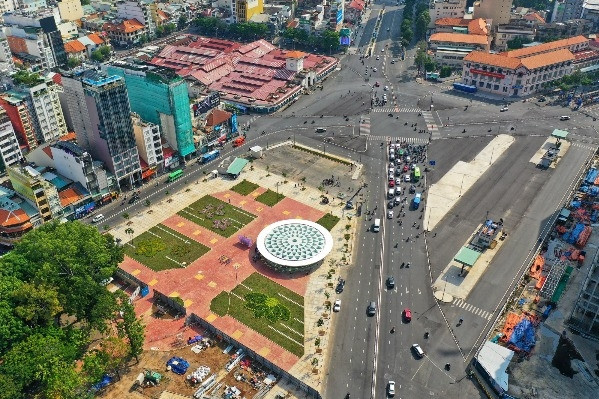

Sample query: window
[486,83,491,89]
[494,85,500,90]
[503,87,508,92]
[479,81,484,87]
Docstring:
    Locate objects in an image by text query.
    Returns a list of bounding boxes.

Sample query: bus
[413,167,421,181]
[168,169,183,182]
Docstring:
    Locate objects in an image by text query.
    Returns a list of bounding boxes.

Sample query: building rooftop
[520,48,575,69]
[150,36,337,109]
[65,40,86,53]
[103,18,145,34]
[429,32,489,45]
[464,51,523,69]
[503,35,587,58]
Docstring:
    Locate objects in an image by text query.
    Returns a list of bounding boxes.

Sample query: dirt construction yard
[102,338,230,398]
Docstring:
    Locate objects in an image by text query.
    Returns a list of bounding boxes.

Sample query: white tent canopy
[476,341,515,392]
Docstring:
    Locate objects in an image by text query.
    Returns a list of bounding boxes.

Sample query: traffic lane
[428,136,550,277]
[325,157,385,398]
[464,143,595,353]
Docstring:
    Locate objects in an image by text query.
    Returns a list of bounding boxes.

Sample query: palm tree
[125,227,134,243]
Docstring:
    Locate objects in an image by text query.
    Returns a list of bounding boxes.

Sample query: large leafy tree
[0,222,130,398]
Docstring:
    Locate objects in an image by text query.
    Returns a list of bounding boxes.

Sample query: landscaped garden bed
[178,195,256,237]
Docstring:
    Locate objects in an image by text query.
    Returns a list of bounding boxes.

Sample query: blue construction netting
[591,187,599,197]
[563,223,586,244]
[570,200,581,209]
[508,318,536,352]
[585,168,598,184]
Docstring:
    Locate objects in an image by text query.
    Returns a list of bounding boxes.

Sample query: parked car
[387,210,394,219]
[560,115,570,121]
[403,164,409,173]
[409,185,416,193]
[333,299,341,312]
[389,180,395,188]
[500,106,508,112]
[404,175,411,182]
[335,279,345,293]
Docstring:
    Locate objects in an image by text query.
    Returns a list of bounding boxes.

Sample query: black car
[336,278,345,293]
[386,276,395,289]
[388,200,394,209]
[409,185,416,194]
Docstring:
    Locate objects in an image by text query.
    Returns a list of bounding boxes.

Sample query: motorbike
[424,332,429,339]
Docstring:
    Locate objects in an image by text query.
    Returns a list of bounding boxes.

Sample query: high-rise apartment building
[106,62,195,159]
[0,107,23,171]
[0,36,15,74]
[232,0,264,23]
[473,0,513,27]
[0,91,38,152]
[2,10,67,70]
[62,69,141,189]
[13,77,67,144]
[131,113,163,169]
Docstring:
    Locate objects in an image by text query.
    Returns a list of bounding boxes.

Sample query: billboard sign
[194,92,221,116]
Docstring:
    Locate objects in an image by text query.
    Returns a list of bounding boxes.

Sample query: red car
[403,164,409,173]
[403,308,412,322]
[388,180,395,188]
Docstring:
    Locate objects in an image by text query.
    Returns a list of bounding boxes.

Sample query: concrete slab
[528,137,570,168]
[424,135,515,232]
[432,223,508,299]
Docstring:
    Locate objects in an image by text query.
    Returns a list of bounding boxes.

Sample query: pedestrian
[228,198,231,203]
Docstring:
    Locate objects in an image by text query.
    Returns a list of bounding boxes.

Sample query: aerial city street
[3,0,599,398]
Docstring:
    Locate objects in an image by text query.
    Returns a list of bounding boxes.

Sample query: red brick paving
[124,187,326,372]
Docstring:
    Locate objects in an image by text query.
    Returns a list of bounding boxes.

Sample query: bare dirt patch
[102,341,230,398]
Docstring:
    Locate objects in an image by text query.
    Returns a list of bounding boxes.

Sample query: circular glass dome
[257,219,334,272]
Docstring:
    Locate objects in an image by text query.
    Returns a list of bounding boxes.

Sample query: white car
[387,210,394,219]
[412,343,425,358]
[373,68,378,72]
[388,381,396,396]
[500,106,508,112]
[395,178,401,185]
[384,86,389,91]
[391,59,396,64]
[376,56,380,60]
[381,48,385,52]
[333,299,341,312]
[560,115,570,121]
[404,175,411,182]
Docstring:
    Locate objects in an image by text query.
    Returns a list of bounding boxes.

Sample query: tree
[507,36,532,50]
[116,292,145,362]
[12,70,42,86]
[11,283,62,327]
[320,30,340,54]
[67,56,81,69]
[91,45,111,62]
[414,41,428,73]
[177,15,188,30]
[440,66,452,78]
[415,10,430,40]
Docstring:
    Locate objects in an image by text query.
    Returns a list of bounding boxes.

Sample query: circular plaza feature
[257,219,334,273]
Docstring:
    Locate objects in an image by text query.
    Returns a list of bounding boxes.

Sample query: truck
[232,136,245,147]
[412,193,421,209]
[200,150,220,164]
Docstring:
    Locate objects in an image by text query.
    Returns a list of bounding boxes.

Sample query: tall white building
[131,113,163,170]
[0,107,23,170]
[0,0,15,15]
[57,0,84,22]
[20,79,67,143]
[429,0,467,28]
[51,140,109,195]
[116,0,156,37]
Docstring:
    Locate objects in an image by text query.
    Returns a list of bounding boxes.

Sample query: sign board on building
[194,92,221,116]
[470,69,505,79]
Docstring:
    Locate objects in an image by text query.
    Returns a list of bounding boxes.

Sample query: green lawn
[178,195,256,238]
[124,225,210,271]
[255,189,285,207]
[316,213,340,231]
[231,179,259,196]
[210,272,304,357]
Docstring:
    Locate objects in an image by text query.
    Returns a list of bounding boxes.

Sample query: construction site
[472,158,599,399]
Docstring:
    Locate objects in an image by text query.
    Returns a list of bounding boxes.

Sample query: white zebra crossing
[373,107,421,113]
[360,116,371,136]
[452,298,493,320]
[421,111,440,139]
[366,135,429,144]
